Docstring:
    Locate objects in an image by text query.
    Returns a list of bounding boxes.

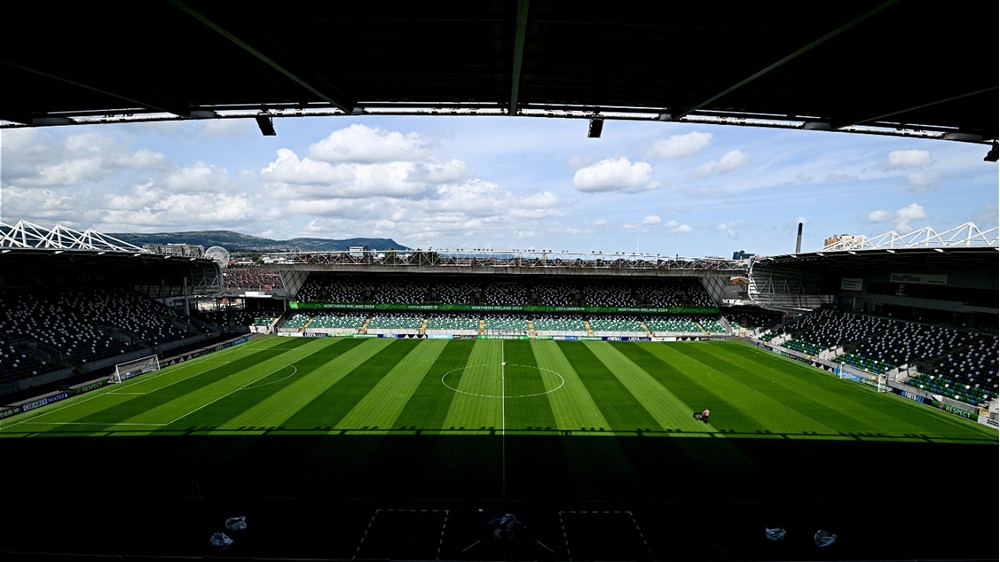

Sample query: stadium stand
[366,313,425,333]
[761,309,999,406]
[482,314,530,335]
[308,312,366,331]
[588,314,646,336]
[224,267,284,290]
[0,286,211,386]
[532,314,587,336]
[425,313,480,334]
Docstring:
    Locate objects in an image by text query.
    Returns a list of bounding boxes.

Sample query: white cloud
[642,215,661,225]
[666,220,693,234]
[407,159,468,184]
[882,149,933,170]
[261,148,428,199]
[693,149,751,177]
[906,169,941,192]
[864,202,928,232]
[646,131,712,158]
[307,124,431,163]
[19,157,105,187]
[824,173,858,183]
[163,162,230,193]
[717,220,745,238]
[572,157,655,192]
[113,149,169,170]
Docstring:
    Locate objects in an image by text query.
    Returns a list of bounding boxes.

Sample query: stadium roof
[753,245,999,274]
[0,221,223,295]
[2,1,996,146]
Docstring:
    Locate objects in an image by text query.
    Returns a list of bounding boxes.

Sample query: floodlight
[255,114,276,136]
[588,117,603,138]
[984,141,998,162]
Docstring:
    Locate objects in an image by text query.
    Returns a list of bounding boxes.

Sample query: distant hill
[109,230,410,252]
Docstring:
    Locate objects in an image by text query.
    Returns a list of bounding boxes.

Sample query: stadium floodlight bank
[109,355,161,384]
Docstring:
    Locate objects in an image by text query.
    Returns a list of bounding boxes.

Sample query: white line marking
[501,339,506,502]
[18,421,167,427]
[0,338,278,430]
[165,365,297,426]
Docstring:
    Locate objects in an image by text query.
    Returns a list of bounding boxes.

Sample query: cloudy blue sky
[1,116,996,257]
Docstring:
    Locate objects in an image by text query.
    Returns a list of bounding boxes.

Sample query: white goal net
[109,354,161,384]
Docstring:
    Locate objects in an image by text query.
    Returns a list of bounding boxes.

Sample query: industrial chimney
[795,222,803,254]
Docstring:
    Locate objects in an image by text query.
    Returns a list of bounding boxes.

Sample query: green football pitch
[2,336,996,560]
[2,336,992,442]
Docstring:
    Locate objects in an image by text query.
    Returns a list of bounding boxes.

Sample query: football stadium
[1,3,997,562]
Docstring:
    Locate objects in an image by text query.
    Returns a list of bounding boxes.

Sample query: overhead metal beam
[509,0,530,114]
[670,0,901,120]
[169,0,355,114]
[0,59,191,118]
[830,86,998,134]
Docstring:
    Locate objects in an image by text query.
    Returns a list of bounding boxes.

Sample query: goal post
[109,354,161,384]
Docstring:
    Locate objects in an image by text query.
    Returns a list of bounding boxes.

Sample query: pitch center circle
[441,363,565,398]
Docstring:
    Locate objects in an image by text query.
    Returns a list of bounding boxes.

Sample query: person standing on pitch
[694,408,710,423]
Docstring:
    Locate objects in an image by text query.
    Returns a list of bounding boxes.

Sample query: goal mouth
[109,354,161,384]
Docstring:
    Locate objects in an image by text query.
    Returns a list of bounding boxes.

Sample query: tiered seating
[70,289,196,345]
[425,314,479,333]
[431,281,478,305]
[699,319,727,333]
[532,314,587,335]
[372,280,428,304]
[645,316,703,334]
[198,310,257,329]
[253,315,280,327]
[589,315,644,335]
[920,333,998,405]
[726,311,781,330]
[762,310,998,406]
[529,281,579,306]
[582,281,633,307]
[482,314,528,334]
[224,267,284,290]
[483,282,527,305]
[833,352,893,374]
[0,286,207,384]
[366,313,424,332]
[634,279,713,307]
[295,275,373,303]
[906,372,995,405]
[309,313,366,330]
[0,338,50,383]
[281,314,311,329]
[783,338,824,356]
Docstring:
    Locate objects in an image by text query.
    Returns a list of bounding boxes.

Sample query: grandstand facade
[744,226,998,422]
[0,222,225,397]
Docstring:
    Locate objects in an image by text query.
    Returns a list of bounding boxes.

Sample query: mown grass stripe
[555,341,659,430]
[28,338,315,434]
[531,340,611,431]
[162,338,368,431]
[279,339,423,430]
[335,340,452,432]
[215,338,387,431]
[442,340,502,431]
[617,342,763,432]
[394,340,477,430]
[674,342,882,434]
[0,336,290,434]
[582,341,710,433]
[503,340,558,431]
